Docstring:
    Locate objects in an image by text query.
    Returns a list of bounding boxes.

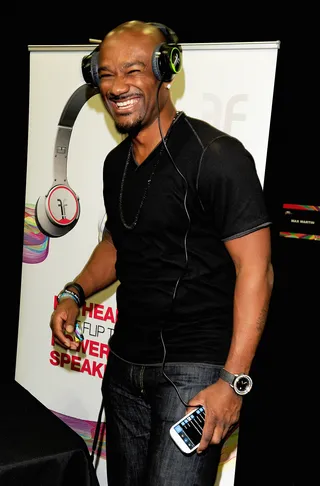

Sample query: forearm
[224,261,274,374]
[69,233,117,300]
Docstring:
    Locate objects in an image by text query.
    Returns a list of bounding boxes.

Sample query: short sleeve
[197,135,271,241]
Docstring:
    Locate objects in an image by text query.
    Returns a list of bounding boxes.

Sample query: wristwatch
[219,368,253,396]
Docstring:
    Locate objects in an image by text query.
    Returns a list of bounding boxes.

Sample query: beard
[114,113,143,137]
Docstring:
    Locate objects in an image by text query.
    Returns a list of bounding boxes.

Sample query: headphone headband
[147,22,179,45]
[81,21,182,87]
[35,84,99,238]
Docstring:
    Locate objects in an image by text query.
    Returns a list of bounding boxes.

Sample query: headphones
[35,83,99,237]
[81,21,183,87]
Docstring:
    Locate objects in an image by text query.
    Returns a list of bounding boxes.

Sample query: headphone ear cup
[151,43,164,81]
[152,43,174,82]
[82,46,100,88]
[35,195,69,237]
[35,185,80,238]
[151,43,182,82]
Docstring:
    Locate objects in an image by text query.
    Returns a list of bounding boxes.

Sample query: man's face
[98,29,164,135]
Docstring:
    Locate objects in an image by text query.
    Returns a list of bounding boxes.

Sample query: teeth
[116,99,136,108]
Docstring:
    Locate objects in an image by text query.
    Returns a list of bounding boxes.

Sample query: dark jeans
[102,351,223,486]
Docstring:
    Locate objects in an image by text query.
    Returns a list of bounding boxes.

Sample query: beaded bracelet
[57,290,81,307]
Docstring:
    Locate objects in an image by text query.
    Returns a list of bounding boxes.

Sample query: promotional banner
[16,41,279,485]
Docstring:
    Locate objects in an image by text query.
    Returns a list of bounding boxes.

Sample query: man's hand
[187,380,242,453]
[50,298,80,351]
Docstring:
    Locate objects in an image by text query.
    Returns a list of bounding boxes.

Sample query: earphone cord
[90,396,104,463]
[91,77,198,465]
[159,330,188,408]
[156,79,201,410]
[156,79,190,300]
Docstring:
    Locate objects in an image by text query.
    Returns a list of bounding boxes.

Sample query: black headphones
[35,84,99,238]
[81,21,183,87]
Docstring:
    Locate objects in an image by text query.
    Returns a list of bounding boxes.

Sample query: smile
[114,98,139,109]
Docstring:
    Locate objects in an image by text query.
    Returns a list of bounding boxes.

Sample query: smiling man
[50,20,274,486]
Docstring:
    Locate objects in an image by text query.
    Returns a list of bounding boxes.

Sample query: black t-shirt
[103,112,271,364]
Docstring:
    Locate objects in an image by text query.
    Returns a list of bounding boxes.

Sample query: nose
[108,75,130,97]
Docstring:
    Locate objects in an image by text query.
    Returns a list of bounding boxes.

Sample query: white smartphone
[169,405,205,454]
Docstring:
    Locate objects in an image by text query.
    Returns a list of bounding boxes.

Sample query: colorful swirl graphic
[23,203,50,263]
[52,410,106,459]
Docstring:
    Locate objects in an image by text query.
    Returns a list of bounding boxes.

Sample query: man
[51,20,274,486]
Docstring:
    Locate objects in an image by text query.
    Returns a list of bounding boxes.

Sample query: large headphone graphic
[82,21,183,87]
[35,83,99,237]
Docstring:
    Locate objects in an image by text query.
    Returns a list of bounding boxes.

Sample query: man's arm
[50,230,117,350]
[223,226,274,376]
[189,226,274,452]
[72,230,117,300]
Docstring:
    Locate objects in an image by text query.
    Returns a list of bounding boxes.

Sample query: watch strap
[220,368,236,385]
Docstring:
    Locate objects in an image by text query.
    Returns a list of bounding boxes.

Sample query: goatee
[115,119,143,137]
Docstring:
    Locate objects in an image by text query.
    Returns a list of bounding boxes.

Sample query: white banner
[16,41,279,486]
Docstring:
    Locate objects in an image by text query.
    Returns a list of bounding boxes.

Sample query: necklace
[119,112,181,230]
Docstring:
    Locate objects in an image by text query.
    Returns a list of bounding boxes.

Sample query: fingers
[198,420,223,453]
[188,385,241,454]
[52,333,73,350]
[197,417,237,453]
[50,307,80,351]
[54,333,79,351]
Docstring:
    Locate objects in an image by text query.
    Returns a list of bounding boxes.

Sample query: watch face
[234,375,253,395]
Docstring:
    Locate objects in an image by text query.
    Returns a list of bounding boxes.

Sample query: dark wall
[7,16,313,486]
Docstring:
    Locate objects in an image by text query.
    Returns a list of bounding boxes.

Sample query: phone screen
[173,406,205,451]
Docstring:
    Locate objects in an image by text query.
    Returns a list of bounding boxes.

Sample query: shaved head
[97,20,177,137]
[103,20,166,46]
